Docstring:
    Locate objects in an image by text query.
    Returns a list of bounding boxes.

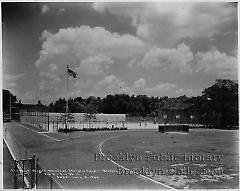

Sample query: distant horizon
[4,78,238,105]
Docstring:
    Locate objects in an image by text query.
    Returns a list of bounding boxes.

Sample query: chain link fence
[20,110,127,132]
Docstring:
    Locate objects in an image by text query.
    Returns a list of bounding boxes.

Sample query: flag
[67,68,77,78]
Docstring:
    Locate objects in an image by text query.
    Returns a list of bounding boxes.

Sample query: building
[158,102,195,124]
[18,100,48,111]
[14,100,48,121]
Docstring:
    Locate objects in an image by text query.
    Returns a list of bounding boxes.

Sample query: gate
[13,155,61,189]
[13,154,37,189]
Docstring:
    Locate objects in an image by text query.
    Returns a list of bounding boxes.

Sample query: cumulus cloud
[40,30,53,41]
[137,43,193,72]
[95,76,179,97]
[35,26,145,100]
[75,55,114,76]
[90,75,131,96]
[133,78,146,94]
[141,81,199,97]
[34,5,236,101]
[145,82,177,97]
[49,63,58,72]
[41,5,50,14]
[92,76,178,97]
[196,49,237,79]
[3,73,25,89]
[21,91,37,103]
[131,78,201,97]
[93,2,237,47]
[36,26,145,69]
[21,89,59,104]
[176,88,203,97]
[59,8,65,13]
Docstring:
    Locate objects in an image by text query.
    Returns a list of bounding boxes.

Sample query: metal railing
[3,127,62,189]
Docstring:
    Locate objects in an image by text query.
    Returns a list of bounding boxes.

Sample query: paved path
[3,122,172,189]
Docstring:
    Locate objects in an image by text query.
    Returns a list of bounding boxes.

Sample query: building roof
[160,102,193,110]
[19,100,48,111]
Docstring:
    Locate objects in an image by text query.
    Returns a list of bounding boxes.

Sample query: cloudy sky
[2,2,238,104]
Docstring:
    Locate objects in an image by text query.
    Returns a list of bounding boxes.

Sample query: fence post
[36,111,38,128]
[36,111,39,128]
[31,154,36,189]
[35,159,38,189]
[50,175,53,189]
[14,160,17,189]
[45,112,46,131]
[57,116,58,131]
[30,156,33,188]
[22,160,25,188]
[33,111,35,127]
[48,113,50,132]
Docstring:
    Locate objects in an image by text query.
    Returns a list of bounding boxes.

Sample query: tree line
[3,79,238,129]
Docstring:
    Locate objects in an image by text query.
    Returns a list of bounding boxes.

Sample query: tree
[49,98,66,112]
[3,89,17,113]
[84,104,97,129]
[202,79,238,128]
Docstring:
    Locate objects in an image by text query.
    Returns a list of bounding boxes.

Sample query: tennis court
[3,122,239,189]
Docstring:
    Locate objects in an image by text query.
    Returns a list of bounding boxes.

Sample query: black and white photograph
[2,1,238,189]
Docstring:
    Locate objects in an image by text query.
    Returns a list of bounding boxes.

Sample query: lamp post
[206,97,211,128]
[176,114,180,125]
[163,114,167,125]
[190,115,194,127]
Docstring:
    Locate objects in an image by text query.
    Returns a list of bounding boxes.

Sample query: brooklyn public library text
[95,152,178,162]
[95,152,223,163]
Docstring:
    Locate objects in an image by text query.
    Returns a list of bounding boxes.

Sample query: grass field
[102,129,239,189]
[3,122,239,189]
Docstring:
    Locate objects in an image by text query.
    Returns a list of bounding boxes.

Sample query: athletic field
[3,122,239,189]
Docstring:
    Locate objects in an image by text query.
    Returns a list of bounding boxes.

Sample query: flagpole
[66,64,69,133]
[10,93,12,121]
